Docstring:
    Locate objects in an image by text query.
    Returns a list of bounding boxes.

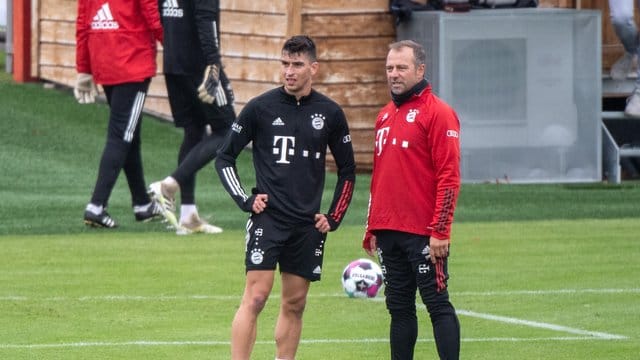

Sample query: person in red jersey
[363,40,461,360]
[75,0,164,228]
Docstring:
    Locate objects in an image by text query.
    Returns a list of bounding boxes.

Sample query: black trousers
[164,73,235,204]
[375,230,460,360]
[89,79,152,209]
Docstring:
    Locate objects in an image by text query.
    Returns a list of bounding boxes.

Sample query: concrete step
[602,111,640,121]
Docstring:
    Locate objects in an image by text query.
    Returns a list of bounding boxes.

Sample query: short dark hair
[282,35,317,62]
[389,40,426,68]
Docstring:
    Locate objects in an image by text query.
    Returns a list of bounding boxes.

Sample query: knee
[183,123,204,140]
[387,304,417,320]
[425,300,456,319]
[245,293,269,315]
[281,295,307,318]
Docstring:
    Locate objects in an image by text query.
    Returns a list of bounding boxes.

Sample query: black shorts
[244,212,327,282]
[374,230,451,309]
[164,72,235,131]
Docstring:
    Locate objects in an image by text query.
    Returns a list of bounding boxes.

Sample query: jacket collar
[391,79,429,107]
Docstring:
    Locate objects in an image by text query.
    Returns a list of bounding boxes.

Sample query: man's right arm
[215,107,255,212]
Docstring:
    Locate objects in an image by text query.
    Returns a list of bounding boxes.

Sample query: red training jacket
[76,0,163,85]
[366,84,461,240]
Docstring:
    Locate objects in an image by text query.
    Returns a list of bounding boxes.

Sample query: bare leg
[231,270,275,360]
[274,272,310,359]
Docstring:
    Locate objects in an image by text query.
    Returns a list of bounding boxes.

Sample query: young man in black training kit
[215,35,356,360]
[149,0,236,235]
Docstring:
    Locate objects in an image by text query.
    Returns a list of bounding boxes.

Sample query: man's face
[385,46,425,95]
[281,51,318,98]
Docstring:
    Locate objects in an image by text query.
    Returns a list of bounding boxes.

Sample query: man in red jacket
[75,0,164,228]
[363,40,461,360]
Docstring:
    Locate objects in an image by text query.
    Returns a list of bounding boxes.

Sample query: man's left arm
[322,109,356,231]
[428,106,461,241]
[140,0,163,43]
[194,0,228,105]
[194,0,221,66]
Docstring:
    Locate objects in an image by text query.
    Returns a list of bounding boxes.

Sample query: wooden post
[286,0,302,37]
[12,0,34,82]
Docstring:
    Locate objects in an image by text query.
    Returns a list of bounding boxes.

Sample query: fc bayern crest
[311,113,326,130]
[406,109,418,123]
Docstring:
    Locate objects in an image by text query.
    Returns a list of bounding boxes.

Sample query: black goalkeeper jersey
[216,87,356,228]
[159,0,221,75]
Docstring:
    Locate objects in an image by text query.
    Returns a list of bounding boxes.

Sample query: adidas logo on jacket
[91,3,119,29]
[162,0,184,17]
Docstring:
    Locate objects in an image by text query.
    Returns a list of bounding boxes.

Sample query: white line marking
[458,310,628,340]
[0,289,629,345]
[454,288,640,296]
[2,288,639,302]
[0,336,628,349]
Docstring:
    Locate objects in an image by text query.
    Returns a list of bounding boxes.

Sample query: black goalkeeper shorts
[164,73,235,131]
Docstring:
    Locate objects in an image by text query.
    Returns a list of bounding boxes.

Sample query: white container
[397,8,602,183]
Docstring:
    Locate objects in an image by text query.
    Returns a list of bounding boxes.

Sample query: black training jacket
[216,87,356,229]
[159,0,221,75]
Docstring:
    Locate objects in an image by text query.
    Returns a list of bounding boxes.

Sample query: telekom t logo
[375,127,390,156]
[273,136,295,164]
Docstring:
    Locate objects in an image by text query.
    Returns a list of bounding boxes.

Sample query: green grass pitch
[1,50,639,359]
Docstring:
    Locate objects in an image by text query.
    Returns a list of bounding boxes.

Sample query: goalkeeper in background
[75,0,164,228]
[148,0,236,235]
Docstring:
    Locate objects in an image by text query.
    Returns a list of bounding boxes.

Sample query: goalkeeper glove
[73,73,98,104]
[197,64,228,106]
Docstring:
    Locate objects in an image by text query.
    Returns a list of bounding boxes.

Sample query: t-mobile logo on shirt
[273,136,295,164]
[375,127,390,156]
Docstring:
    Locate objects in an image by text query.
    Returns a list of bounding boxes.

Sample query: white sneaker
[610,53,636,81]
[176,213,223,235]
[625,90,640,117]
[148,179,179,229]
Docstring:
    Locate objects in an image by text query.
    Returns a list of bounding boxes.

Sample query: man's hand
[429,236,450,264]
[74,73,98,104]
[197,64,228,106]
[314,214,331,234]
[362,232,377,257]
[252,194,268,214]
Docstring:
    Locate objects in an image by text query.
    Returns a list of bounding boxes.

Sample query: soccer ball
[341,258,384,298]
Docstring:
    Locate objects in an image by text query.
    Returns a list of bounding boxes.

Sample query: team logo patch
[231,122,243,134]
[381,113,389,123]
[311,114,325,130]
[406,109,418,123]
[250,248,264,264]
[418,263,431,274]
[447,130,459,138]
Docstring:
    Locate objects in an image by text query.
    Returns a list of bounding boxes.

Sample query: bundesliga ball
[341,258,384,298]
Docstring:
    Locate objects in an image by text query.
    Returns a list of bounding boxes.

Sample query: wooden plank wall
[36,0,604,171]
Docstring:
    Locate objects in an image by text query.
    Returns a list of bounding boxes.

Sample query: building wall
[34,0,607,171]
